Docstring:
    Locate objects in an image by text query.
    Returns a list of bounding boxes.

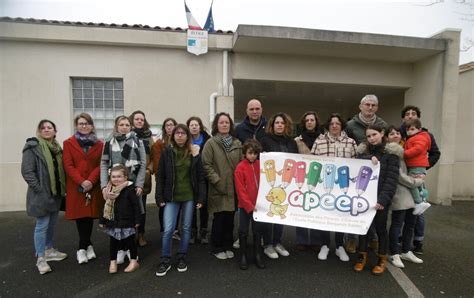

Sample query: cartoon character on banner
[265,187,288,219]
[319,164,338,210]
[294,161,306,189]
[350,166,377,196]
[306,161,323,191]
[262,159,276,186]
[277,159,296,188]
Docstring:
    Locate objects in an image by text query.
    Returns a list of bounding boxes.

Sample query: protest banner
[253,152,380,235]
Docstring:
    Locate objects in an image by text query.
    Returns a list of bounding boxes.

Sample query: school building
[0,17,472,211]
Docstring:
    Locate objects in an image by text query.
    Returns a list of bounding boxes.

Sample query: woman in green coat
[202,112,242,260]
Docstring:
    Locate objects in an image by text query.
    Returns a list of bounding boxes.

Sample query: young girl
[353,124,400,275]
[234,139,267,270]
[100,165,141,274]
[155,124,206,276]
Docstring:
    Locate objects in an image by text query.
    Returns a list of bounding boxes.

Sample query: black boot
[254,235,265,269]
[239,236,248,270]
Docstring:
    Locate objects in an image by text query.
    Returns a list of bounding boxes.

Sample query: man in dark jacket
[236,99,267,143]
[345,94,387,145]
[400,105,441,255]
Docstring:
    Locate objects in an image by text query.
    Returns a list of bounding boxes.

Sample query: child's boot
[372,255,388,275]
[124,259,139,273]
[354,252,368,272]
[239,235,248,270]
[254,235,266,269]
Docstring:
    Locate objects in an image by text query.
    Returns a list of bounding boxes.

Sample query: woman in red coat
[63,113,104,265]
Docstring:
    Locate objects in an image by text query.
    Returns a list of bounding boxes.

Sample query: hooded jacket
[400,124,440,169]
[234,159,260,214]
[21,137,63,217]
[404,131,432,168]
[356,142,400,207]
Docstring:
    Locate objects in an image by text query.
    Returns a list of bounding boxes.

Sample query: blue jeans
[161,200,194,259]
[34,211,59,257]
[389,209,416,254]
[414,213,425,242]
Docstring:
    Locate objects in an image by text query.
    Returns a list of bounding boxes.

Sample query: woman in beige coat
[202,112,242,260]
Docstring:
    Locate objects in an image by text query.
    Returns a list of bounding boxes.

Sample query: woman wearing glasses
[63,113,104,265]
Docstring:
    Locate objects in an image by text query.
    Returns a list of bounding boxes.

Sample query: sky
[1,0,473,63]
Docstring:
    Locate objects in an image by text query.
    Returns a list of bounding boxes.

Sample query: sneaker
[390,254,405,268]
[413,241,424,255]
[177,258,188,272]
[413,202,431,215]
[214,252,228,260]
[233,239,240,249]
[401,251,423,264]
[36,257,52,275]
[172,230,181,241]
[318,245,330,260]
[335,246,349,262]
[45,248,67,261]
[76,249,88,264]
[345,239,357,254]
[225,250,234,259]
[117,250,126,265]
[156,262,171,277]
[264,246,279,259]
[86,245,96,260]
[274,244,290,257]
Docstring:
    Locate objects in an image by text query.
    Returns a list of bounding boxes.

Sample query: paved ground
[0,201,473,297]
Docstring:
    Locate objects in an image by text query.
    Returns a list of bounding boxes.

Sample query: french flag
[185,1,202,30]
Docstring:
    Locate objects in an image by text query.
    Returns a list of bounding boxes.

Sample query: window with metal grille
[71,78,124,139]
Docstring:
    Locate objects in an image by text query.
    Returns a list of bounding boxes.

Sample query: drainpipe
[210,50,230,123]
[223,50,229,96]
[209,92,218,124]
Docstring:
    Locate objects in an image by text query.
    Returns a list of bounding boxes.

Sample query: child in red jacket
[404,119,431,215]
[234,139,267,270]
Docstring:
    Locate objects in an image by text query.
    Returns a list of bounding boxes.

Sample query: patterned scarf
[75,131,98,148]
[102,181,132,220]
[133,128,152,154]
[103,132,141,176]
[37,136,66,197]
[220,134,233,152]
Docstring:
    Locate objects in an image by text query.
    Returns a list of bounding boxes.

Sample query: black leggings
[358,208,389,255]
[138,195,147,234]
[110,235,137,261]
[76,218,93,250]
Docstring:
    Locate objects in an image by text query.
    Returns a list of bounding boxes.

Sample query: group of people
[21,94,440,277]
